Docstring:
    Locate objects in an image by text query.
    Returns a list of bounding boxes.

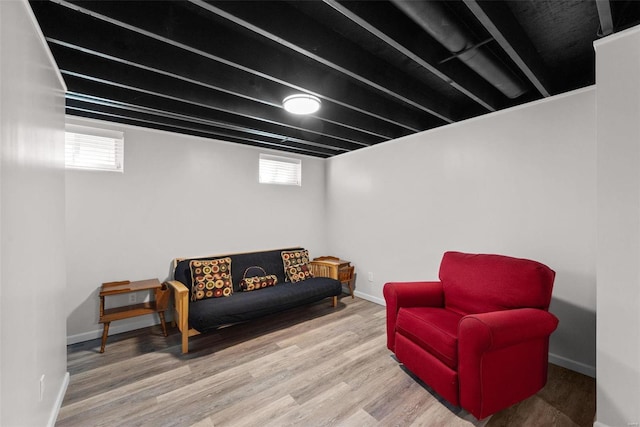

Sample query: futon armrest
[383,281,444,351]
[459,308,558,352]
[164,280,189,330]
[164,280,192,353]
[164,279,189,297]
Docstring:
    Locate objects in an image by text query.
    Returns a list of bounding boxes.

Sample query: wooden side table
[310,256,355,298]
[99,278,170,353]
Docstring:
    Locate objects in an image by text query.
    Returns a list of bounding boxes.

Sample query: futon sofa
[384,251,558,419]
[165,247,342,353]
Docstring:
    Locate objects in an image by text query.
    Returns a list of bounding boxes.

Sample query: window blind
[259,154,301,186]
[65,124,124,172]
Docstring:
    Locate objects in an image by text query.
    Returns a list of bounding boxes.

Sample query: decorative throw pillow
[286,262,314,283]
[281,249,311,281]
[240,275,278,292]
[189,257,232,301]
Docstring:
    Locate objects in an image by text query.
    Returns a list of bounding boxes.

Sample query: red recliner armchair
[383,251,558,419]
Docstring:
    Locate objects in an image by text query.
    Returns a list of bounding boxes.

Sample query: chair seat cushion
[396,307,462,369]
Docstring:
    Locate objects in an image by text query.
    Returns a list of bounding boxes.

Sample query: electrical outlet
[128,293,137,304]
[368,272,374,282]
[39,374,45,402]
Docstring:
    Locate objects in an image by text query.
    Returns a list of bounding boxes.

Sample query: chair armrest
[458,308,559,418]
[459,308,559,352]
[383,281,444,351]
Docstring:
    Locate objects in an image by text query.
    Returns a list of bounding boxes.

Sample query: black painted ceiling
[30,0,640,158]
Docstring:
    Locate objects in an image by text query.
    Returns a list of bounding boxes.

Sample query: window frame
[258,153,302,186]
[64,124,124,173]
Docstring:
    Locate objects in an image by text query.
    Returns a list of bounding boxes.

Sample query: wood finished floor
[58,297,595,427]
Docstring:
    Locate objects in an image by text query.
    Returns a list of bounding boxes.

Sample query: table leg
[158,311,168,337]
[100,322,110,353]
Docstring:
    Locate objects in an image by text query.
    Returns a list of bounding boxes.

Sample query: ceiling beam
[66,95,342,157]
[595,0,614,36]
[44,0,441,133]
[67,108,333,158]
[462,0,553,97]
[61,72,368,152]
[46,37,400,142]
[189,0,455,123]
[50,42,380,147]
[323,0,502,112]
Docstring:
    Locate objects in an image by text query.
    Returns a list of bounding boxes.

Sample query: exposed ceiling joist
[48,0,437,134]
[46,38,399,142]
[67,94,342,157]
[322,0,500,113]
[462,0,553,97]
[595,0,614,36]
[63,71,365,152]
[28,0,640,158]
[52,45,376,149]
[190,0,455,124]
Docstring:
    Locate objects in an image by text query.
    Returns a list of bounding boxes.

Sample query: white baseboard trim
[353,291,385,306]
[549,352,595,378]
[593,422,610,427]
[67,315,164,345]
[47,372,69,427]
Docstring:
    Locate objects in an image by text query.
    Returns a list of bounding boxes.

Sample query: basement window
[259,154,301,186]
[65,124,124,172]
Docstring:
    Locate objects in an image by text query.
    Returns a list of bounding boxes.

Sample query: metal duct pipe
[391,0,527,99]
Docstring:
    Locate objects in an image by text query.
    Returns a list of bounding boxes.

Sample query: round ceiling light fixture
[282,94,321,115]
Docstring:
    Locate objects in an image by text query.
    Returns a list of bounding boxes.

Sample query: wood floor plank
[330,360,415,424]
[262,381,353,427]
[343,332,386,361]
[205,374,297,426]
[274,313,365,349]
[225,395,299,427]
[62,351,182,405]
[342,408,380,426]
[57,297,595,427]
[57,365,191,422]
[188,417,214,427]
[122,372,256,427]
[364,370,432,422]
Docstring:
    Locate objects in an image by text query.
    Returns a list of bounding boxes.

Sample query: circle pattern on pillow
[189,257,232,301]
[240,275,278,292]
[281,250,310,268]
[281,249,312,282]
[287,263,314,283]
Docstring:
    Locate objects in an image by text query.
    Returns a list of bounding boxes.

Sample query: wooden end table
[310,256,355,298]
[99,278,170,353]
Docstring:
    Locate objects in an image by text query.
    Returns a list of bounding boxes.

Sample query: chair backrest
[439,251,555,315]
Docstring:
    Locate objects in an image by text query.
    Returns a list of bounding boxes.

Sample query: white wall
[595,26,640,427]
[65,117,329,343]
[325,87,597,376]
[0,1,68,426]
